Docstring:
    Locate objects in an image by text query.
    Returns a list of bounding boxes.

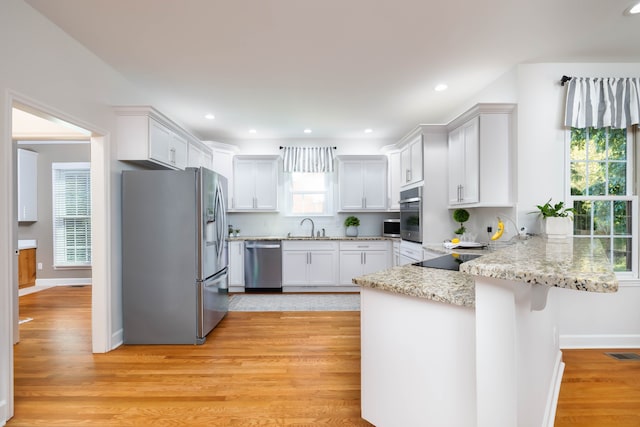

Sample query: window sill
[54,265,92,270]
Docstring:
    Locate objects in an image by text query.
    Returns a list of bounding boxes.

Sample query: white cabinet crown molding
[446,103,517,132]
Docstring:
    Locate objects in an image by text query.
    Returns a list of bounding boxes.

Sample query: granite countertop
[460,237,618,293]
[354,236,618,308]
[353,264,475,307]
[228,236,395,241]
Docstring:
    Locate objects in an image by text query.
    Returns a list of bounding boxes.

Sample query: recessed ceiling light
[249,129,257,134]
[624,1,640,14]
[434,84,448,92]
[303,129,312,134]
[204,113,215,120]
[364,128,373,134]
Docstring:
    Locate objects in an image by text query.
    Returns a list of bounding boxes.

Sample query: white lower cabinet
[228,241,244,289]
[282,241,339,287]
[339,241,391,285]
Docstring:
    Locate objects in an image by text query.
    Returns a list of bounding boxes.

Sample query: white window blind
[52,162,91,268]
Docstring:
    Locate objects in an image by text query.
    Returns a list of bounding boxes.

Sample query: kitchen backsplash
[227,212,399,238]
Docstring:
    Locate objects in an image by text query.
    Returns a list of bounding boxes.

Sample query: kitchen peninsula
[354,237,617,427]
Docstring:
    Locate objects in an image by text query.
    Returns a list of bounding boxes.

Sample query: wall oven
[399,186,422,244]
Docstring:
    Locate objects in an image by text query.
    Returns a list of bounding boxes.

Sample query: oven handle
[399,197,421,204]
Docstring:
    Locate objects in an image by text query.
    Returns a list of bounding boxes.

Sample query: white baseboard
[0,399,7,426]
[111,328,123,350]
[283,286,360,293]
[543,351,565,427]
[560,334,640,349]
[34,278,92,286]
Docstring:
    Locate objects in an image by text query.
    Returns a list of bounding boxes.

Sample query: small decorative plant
[534,199,574,239]
[535,199,574,218]
[344,216,360,237]
[344,216,360,227]
[452,208,470,235]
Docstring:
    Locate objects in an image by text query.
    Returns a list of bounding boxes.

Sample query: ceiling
[24,0,640,142]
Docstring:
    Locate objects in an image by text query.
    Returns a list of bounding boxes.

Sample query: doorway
[10,96,112,346]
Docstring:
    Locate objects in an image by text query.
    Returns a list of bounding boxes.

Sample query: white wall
[1,0,146,422]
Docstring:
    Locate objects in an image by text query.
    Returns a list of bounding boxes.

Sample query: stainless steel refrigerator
[122,167,228,344]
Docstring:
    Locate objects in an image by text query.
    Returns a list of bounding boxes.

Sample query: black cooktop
[413,254,482,271]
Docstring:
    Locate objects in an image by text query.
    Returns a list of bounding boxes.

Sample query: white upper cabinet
[447,103,516,208]
[17,148,38,222]
[338,156,387,211]
[115,106,190,170]
[448,116,480,205]
[232,156,279,211]
[387,150,401,210]
[399,133,423,187]
[208,142,238,209]
[187,139,213,169]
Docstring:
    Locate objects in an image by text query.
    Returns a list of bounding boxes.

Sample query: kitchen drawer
[282,240,338,251]
[339,241,390,251]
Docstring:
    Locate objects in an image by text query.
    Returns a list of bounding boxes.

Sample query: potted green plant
[452,208,470,237]
[535,198,574,239]
[344,215,360,237]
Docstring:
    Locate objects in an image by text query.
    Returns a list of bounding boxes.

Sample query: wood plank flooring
[555,349,640,426]
[10,286,372,426]
[9,286,640,426]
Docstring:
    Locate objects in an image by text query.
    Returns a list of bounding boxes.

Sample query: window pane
[613,237,632,272]
[589,128,607,160]
[291,173,325,191]
[592,200,611,235]
[608,162,626,195]
[570,162,587,195]
[570,128,586,160]
[587,161,606,196]
[613,200,632,235]
[609,128,627,160]
[573,200,592,235]
[52,164,91,266]
[291,194,325,214]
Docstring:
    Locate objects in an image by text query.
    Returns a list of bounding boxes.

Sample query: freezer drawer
[197,268,229,343]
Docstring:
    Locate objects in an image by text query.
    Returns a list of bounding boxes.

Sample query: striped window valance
[564,77,640,129]
[282,146,335,173]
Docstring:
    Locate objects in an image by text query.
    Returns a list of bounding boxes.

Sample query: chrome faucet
[300,217,315,238]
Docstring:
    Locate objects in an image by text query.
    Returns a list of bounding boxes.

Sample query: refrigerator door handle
[215,181,226,261]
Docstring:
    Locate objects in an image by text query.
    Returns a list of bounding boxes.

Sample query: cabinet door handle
[169,147,176,165]
[309,252,312,264]
[460,185,464,202]
[360,252,363,264]
[406,169,411,182]
[363,252,367,264]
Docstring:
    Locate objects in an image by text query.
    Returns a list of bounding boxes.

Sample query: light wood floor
[9,286,640,426]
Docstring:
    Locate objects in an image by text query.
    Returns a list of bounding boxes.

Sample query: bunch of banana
[491,218,505,241]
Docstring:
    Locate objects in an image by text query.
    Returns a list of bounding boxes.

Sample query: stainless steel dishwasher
[244,240,282,292]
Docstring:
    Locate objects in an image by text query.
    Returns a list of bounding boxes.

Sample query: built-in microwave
[382,219,400,237]
[399,186,422,243]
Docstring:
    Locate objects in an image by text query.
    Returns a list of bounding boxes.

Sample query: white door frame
[2,91,112,423]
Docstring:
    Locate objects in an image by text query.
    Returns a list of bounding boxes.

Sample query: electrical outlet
[37,262,43,270]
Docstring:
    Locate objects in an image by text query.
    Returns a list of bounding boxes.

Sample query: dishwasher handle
[245,242,281,249]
